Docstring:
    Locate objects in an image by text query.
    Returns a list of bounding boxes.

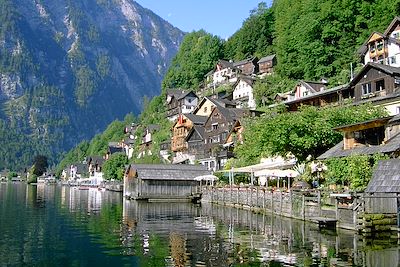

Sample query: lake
[0,182,399,266]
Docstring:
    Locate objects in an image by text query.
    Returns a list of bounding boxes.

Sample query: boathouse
[123,164,211,201]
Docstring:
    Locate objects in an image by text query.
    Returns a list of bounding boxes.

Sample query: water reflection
[1,182,400,267]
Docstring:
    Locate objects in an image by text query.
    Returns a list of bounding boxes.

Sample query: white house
[233,76,256,109]
[359,17,400,67]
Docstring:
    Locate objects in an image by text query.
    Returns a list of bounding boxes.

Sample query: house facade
[258,54,276,76]
[350,63,400,115]
[193,96,236,117]
[166,89,199,121]
[359,17,400,67]
[233,57,259,76]
[318,115,400,160]
[185,125,206,161]
[171,113,207,164]
[233,76,256,109]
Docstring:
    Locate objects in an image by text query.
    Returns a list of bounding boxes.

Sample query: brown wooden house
[185,125,206,160]
[233,57,259,75]
[166,89,199,121]
[171,113,207,153]
[349,63,400,115]
[258,54,276,76]
[200,106,262,170]
[318,115,400,160]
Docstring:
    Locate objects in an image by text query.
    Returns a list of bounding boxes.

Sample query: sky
[135,0,272,40]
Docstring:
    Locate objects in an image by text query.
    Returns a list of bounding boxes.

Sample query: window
[375,80,385,91]
[204,107,207,113]
[390,56,397,65]
[394,32,400,39]
[377,40,383,51]
[362,83,372,95]
[397,106,400,115]
[369,44,375,53]
[212,123,218,130]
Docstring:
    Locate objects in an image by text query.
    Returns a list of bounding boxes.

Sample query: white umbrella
[194,175,219,181]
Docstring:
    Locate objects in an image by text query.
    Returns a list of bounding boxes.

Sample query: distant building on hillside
[358,17,400,67]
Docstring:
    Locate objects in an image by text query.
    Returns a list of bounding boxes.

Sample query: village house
[233,56,259,76]
[87,156,105,177]
[121,123,138,159]
[105,142,124,160]
[348,62,400,115]
[358,17,400,67]
[257,54,276,76]
[277,84,351,112]
[171,113,207,164]
[318,115,400,160]
[185,125,206,161]
[166,89,199,121]
[204,59,239,89]
[232,76,257,109]
[200,106,262,171]
[138,124,160,158]
[193,96,236,117]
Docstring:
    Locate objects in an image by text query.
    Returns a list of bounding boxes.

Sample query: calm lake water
[0,183,399,267]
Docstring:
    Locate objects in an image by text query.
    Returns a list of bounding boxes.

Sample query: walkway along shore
[201,186,400,238]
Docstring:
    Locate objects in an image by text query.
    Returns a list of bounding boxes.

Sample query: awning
[254,169,299,177]
[194,175,219,181]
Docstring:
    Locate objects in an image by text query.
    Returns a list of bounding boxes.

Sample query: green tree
[162,30,224,90]
[235,104,387,164]
[325,153,389,190]
[33,155,48,176]
[102,153,128,180]
[224,2,274,60]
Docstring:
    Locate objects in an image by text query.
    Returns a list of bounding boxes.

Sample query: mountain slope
[0,0,184,170]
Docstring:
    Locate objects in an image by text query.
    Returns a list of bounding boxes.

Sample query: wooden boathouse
[123,164,211,201]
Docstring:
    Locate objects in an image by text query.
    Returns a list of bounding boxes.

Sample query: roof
[193,96,236,114]
[317,132,400,160]
[184,113,207,125]
[350,63,400,86]
[177,90,197,100]
[383,16,400,36]
[332,116,393,132]
[128,164,211,181]
[258,54,276,63]
[185,125,206,141]
[235,76,256,87]
[87,156,105,165]
[283,84,348,105]
[108,146,124,154]
[365,159,400,193]
[146,124,160,132]
[217,59,235,70]
[166,89,185,98]
[233,57,257,67]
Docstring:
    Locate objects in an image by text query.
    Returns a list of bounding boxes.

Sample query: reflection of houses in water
[87,188,102,212]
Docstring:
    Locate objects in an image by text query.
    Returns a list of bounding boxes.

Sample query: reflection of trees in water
[170,232,187,267]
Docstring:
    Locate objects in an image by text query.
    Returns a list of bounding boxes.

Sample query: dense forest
[56,0,400,176]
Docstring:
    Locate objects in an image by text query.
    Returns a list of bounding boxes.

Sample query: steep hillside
[0,0,184,169]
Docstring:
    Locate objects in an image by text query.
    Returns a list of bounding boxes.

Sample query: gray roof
[318,132,400,160]
[282,84,348,105]
[185,125,206,141]
[233,57,257,67]
[258,54,276,63]
[184,113,207,125]
[365,159,400,193]
[129,164,211,181]
[350,63,400,86]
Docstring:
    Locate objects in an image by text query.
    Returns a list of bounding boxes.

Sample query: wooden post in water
[318,190,321,217]
[302,194,306,221]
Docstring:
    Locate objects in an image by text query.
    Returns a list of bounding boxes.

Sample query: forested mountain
[0,0,184,170]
